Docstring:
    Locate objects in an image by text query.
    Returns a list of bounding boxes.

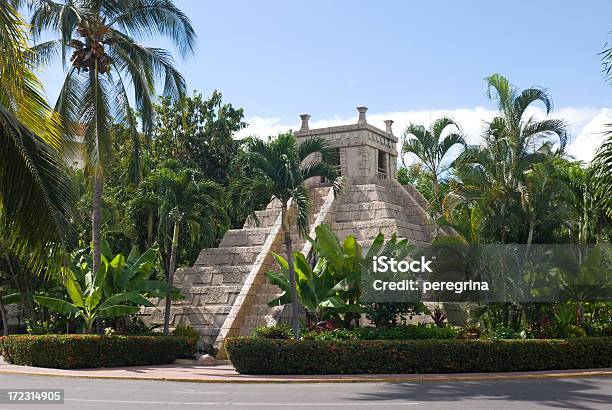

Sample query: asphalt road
[0,374,610,409]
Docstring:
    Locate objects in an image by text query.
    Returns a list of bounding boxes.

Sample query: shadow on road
[351,378,611,410]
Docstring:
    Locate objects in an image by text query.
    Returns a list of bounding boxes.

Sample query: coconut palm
[593,130,612,218]
[402,117,465,210]
[448,74,568,243]
[133,163,224,334]
[24,0,196,277]
[0,0,77,272]
[237,133,340,339]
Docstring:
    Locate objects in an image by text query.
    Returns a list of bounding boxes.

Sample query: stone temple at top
[141,106,448,357]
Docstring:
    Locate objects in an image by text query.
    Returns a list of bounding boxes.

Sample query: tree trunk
[4,251,28,319]
[527,219,535,248]
[432,174,442,212]
[163,221,180,335]
[500,203,507,244]
[0,295,9,336]
[284,230,301,340]
[92,173,104,278]
[282,207,301,340]
[147,210,154,245]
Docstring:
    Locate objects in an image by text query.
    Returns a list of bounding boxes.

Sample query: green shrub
[172,324,200,341]
[0,335,196,369]
[586,323,612,337]
[485,325,525,340]
[252,325,293,339]
[225,337,612,375]
[305,325,458,341]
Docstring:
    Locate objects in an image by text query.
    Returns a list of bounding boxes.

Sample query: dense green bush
[304,325,458,340]
[252,325,293,339]
[586,323,612,337]
[172,324,201,341]
[225,337,612,375]
[0,335,196,369]
[485,325,526,340]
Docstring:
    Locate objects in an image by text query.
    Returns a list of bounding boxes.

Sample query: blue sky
[35,0,612,161]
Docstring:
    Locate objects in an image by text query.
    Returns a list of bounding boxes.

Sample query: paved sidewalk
[1,357,611,383]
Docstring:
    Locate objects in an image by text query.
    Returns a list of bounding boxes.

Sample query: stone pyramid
[141,107,444,357]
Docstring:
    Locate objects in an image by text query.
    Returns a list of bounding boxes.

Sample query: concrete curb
[1,367,611,384]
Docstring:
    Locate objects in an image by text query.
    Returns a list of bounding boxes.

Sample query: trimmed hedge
[0,335,196,369]
[305,325,458,341]
[225,337,612,375]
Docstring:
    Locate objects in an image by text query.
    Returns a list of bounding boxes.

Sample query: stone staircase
[140,186,332,350]
[140,180,440,356]
[330,181,434,245]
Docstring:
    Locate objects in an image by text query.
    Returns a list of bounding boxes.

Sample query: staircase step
[195,246,262,266]
[174,265,251,286]
[219,227,272,247]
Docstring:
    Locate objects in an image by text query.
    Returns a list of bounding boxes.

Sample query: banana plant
[266,224,417,328]
[99,241,183,302]
[34,266,141,333]
[266,251,361,326]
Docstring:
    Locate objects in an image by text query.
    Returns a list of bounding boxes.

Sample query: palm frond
[105,0,196,57]
[297,136,333,163]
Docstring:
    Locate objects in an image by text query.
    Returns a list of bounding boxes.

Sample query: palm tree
[593,36,612,221]
[0,0,76,272]
[237,133,340,339]
[402,117,465,211]
[134,163,224,334]
[593,130,612,219]
[24,0,196,277]
[449,74,568,243]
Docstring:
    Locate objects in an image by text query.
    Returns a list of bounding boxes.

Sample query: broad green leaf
[1,292,21,305]
[97,291,139,311]
[97,305,139,319]
[85,287,103,310]
[271,252,289,273]
[101,240,113,259]
[34,296,80,316]
[265,270,290,291]
[120,246,157,289]
[129,280,184,300]
[63,270,85,308]
[364,233,384,261]
[126,293,154,307]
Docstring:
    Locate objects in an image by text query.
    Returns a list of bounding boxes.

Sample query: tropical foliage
[23,0,196,277]
[0,0,77,272]
[33,241,178,332]
[238,133,340,339]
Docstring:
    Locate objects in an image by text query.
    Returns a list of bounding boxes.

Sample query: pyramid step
[335,201,426,225]
[176,284,243,305]
[195,246,262,266]
[244,209,281,228]
[174,265,251,286]
[219,227,272,247]
[332,219,430,244]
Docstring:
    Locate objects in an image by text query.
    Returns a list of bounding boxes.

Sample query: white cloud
[236,106,612,163]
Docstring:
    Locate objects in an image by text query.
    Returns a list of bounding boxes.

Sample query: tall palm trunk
[91,60,103,279]
[92,174,103,277]
[282,206,301,340]
[163,220,180,335]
